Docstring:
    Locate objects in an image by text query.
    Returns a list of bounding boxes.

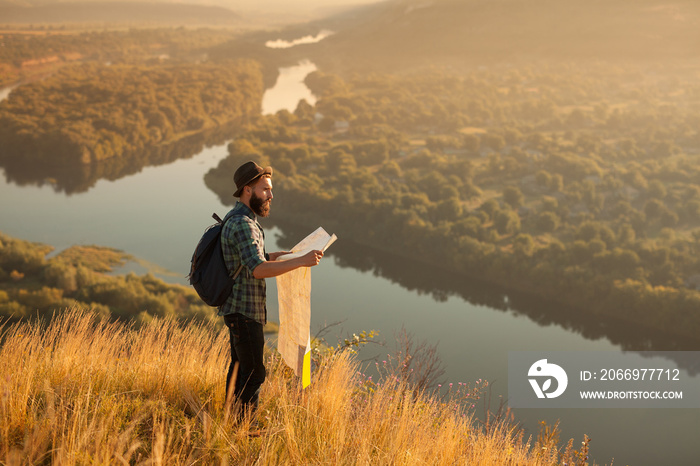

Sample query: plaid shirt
[218,202,267,324]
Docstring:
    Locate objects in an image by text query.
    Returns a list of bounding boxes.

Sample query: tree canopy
[0,60,263,165]
[206,63,700,340]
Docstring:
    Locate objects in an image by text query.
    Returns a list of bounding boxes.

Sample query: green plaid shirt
[218,202,267,324]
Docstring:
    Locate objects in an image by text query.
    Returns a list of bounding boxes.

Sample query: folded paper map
[276,227,337,261]
[276,227,337,388]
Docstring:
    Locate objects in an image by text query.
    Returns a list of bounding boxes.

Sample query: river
[261,60,317,115]
[0,86,14,102]
[1,63,699,465]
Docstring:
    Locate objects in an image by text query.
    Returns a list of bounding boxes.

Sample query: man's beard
[250,191,271,217]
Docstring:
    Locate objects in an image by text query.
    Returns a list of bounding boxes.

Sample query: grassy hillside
[0,309,596,464]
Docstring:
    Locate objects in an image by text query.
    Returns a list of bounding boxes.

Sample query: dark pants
[224,312,266,412]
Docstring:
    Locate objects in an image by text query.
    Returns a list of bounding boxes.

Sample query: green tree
[644,199,665,220]
[535,170,552,188]
[503,186,524,209]
[453,217,482,239]
[494,210,521,235]
[304,71,347,96]
[479,199,500,219]
[294,99,314,120]
[435,198,462,223]
[548,174,564,192]
[536,212,559,233]
[513,233,535,258]
[647,180,667,200]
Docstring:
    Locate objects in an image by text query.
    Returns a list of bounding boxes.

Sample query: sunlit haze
[1,0,699,465]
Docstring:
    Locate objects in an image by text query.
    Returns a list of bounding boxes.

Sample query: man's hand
[301,249,324,267]
[252,249,324,279]
[268,251,291,261]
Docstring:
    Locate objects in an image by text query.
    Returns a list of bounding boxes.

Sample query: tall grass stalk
[0,309,594,464]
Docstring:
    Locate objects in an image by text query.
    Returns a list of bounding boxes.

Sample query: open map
[276,227,337,387]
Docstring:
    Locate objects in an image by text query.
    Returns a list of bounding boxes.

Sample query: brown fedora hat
[233,161,273,197]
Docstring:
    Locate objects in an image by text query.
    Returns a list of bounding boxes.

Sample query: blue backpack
[187,212,243,307]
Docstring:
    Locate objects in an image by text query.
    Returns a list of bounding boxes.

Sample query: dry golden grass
[0,309,594,465]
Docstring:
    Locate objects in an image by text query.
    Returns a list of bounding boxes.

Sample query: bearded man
[220,161,323,415]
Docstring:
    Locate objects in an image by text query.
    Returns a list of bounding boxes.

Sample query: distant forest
[0,60,263,164]
[0,28,264,186]
[205,63,700,340]
[307,0,700,71]
[0,28,240,87]
[0,1,240,26]
[0,232,217,325]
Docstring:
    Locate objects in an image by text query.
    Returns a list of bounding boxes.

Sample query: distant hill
[309,0,700,70]
[0,1,241,25]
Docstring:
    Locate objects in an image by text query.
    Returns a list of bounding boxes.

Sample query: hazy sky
[216,0,382,6]
[216,0,386,23]
[23,0,385,10]
[135,0,385,10]
[223,0,384,12]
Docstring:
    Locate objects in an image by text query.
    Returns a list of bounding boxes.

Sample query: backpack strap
[216,212,245,281]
